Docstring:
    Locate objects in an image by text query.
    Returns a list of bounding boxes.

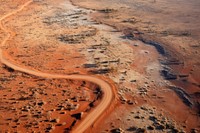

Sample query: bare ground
[0,0,200,133]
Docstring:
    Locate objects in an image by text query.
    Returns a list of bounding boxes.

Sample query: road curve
[0,1,114,133]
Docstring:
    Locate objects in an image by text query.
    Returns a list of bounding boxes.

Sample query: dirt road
[0,1,115,133]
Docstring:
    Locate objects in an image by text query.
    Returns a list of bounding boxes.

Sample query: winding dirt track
[0,1,114,133]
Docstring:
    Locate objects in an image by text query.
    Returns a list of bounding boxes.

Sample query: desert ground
[0,0,199,133]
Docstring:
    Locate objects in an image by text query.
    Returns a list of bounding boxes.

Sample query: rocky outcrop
[161,67,177,80]
[169,86,193,107]
[58,28,96,44]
